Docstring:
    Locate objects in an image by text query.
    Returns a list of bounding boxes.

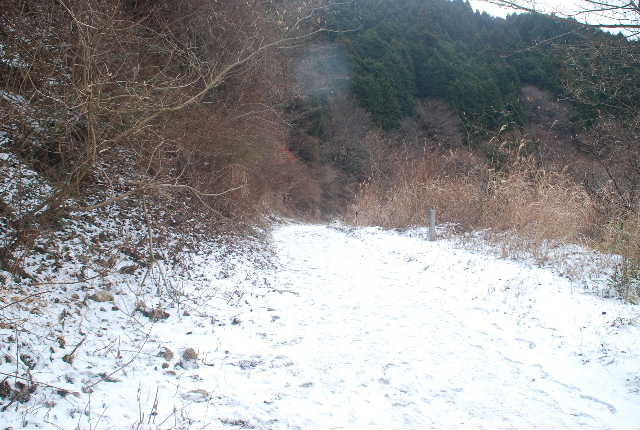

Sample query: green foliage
[330,1,525,135]
[349,29,415,129]
[327,0,635,141]
[510,51,560,91]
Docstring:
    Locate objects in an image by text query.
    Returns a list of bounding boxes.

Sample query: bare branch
[483,0,640,29]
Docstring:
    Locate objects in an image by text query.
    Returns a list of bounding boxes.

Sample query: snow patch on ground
[449,227,621,296]
[0,133,54,220]
[0,42,29,69]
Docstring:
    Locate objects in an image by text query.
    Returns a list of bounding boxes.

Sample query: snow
[0,43,29,69]
[0,133,54,221]
[1,222,639,429]
[454,228,622,296]
[0,91,27,105]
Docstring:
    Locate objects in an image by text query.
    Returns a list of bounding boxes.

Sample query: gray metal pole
[429,208,436,241]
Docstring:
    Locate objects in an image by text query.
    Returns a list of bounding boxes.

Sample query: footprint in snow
[237,359,262,369]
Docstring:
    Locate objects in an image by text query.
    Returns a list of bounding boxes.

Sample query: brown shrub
[349,150,597,263]
[349,149,487,228]
[482,159,596,243]
[598,212,640,300]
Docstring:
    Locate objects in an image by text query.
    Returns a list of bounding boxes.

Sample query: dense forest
[2,0,640,290]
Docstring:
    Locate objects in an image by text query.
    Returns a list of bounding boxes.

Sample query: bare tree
[1,0,340,275]
[2,0,337,211]
[482,0,640,33]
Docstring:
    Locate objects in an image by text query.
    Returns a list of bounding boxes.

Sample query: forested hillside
[329,0,637,132]
[285,0,640,185]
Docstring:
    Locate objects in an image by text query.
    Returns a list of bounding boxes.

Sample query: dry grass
[480,159,596,259]
[598,212,640,301]
[349,142,640,300]
[348,149,608,273]
[351,150,596,240]
[350,150,487,228]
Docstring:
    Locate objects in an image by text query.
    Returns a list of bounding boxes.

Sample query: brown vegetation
[0,0,337,276]
[350,149,594,243]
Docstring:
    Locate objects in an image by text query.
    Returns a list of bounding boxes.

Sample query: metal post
[429,208,436,241]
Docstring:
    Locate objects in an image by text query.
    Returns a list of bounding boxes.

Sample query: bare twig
[0,371,76,395]
[83,330,152,392]
[0,290,52,312]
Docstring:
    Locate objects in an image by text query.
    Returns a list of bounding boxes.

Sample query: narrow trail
[211,223,639,428]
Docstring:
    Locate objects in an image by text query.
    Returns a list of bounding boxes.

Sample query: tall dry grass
[348,149,604,268]
[351,151,594,236]
[481,159,596,253]
[598,212,640,301]
[351,150,486,228]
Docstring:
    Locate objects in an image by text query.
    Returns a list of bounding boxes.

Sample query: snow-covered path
[8,223,639,429]
[214,223,639,428]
